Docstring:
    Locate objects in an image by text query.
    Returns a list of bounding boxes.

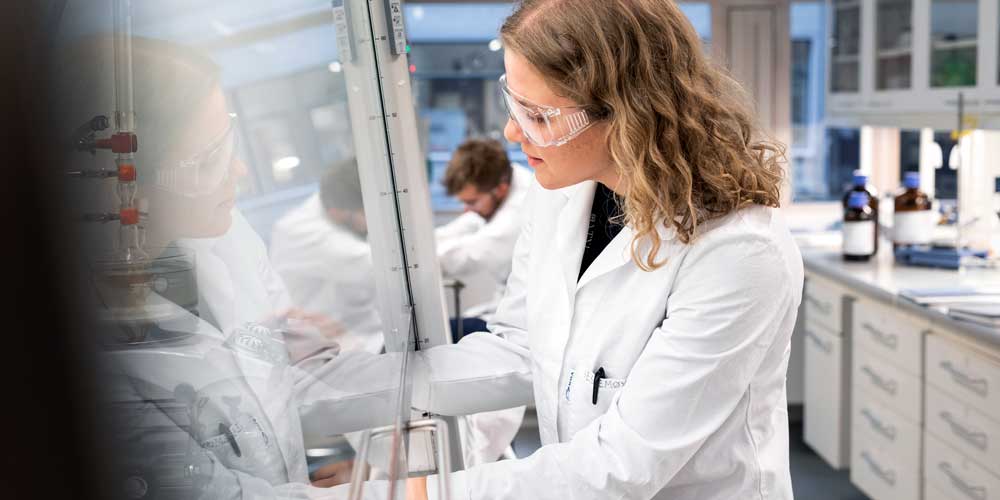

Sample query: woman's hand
[310,459,355,488]
[406,477,428,500]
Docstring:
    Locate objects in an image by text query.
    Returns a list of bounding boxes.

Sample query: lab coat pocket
[564,368,627,437]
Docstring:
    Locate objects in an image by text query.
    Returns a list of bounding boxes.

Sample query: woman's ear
[495,182,511,199]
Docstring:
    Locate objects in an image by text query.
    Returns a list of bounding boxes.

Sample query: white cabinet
[826,0,1000,130]
[849,296,928,500]
[802,276,852,469]
[852,427,923,500]
[926,334,1000,422]
[854,300,927,375]
[924,432,1000,500]
[924,332,1000,499]
[805,276,845,332]
[805,325,850,467]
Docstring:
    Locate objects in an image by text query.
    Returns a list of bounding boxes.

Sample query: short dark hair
[319,158,365,212]
[442,138,512,195]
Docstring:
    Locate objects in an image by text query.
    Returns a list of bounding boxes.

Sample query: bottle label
[894,210,932,245]
[843,220,875,256]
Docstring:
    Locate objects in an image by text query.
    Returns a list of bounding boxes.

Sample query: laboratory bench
[797,246,1000,500]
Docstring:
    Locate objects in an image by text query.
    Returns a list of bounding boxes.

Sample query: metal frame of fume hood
[334,0,466,486]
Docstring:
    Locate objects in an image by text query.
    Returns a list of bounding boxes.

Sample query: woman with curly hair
[407,1,803,498]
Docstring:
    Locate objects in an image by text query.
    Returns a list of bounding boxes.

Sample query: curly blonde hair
[500,0,786,270]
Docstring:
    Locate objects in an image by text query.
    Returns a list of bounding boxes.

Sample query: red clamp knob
[96,132,138,154]
[118,163,137,182]
[119,207,140,225]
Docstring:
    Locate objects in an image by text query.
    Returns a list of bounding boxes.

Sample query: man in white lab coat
[435,138,535,336]
[270,160,383,354]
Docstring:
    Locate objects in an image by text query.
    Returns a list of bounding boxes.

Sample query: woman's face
[502,50,618,191]
[145,86,248,241]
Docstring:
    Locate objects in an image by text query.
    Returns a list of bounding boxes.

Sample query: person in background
[270,160,384,355]
[271,158,526,469]
[435,138,535,341]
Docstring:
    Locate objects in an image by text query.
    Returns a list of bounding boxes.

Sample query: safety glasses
[499,73,595,148]
[155,113,240,198]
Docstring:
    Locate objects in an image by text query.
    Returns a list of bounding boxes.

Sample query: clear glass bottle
[844,192,876,261]
[842,170,879,253]
[893,172,933,248]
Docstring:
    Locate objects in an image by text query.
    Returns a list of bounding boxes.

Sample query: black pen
[592,367,605,405]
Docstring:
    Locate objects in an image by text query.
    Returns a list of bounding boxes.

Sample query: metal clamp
[805,329,832,354]
[861,408,897,441]
[861,451,897,486]
[940,361,989,398]
[862,366,899,396]
[940,411,988,451]
[938,462,987,500]
[863,322,898,351]
[348,418,452,500]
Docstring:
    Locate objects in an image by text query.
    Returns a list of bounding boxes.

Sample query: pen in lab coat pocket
[592,367,605,405]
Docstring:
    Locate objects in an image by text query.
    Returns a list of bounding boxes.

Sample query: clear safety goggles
[499,73,596,148]
[155,113,240,197]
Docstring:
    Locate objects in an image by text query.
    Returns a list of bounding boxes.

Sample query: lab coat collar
[554,181,596,307]
[575,221,677,290]
[553,181,680,295]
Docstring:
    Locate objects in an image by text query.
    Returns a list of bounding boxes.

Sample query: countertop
[799,244,1000,349]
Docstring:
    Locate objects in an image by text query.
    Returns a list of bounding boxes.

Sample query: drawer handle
[938,462,987,500]
[861,451,896,486]
[862,322,898,351]
[861,408,897,441]
[805,294,832,315]
[862,366,898,396]
[805,329,832,353]
[940,361,989,398]
[940,411,989,452]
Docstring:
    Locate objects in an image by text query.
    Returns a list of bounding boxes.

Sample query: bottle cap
[852,170,868,187]
[904,171,920,189]
[847,191,870,208]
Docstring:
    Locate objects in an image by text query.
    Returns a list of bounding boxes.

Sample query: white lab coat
[270,194,384,354]
[267,195,525,465]
[435,165,534,320]
[413,180,804,500]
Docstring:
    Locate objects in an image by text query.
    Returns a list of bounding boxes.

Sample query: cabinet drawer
[927,334,1000,422]
[925,432,1000,500]
[851,426,922,500]
[804,278,843,335]
[926,480,962,500]
[804,327,849,468]
[926,384,1000,477]
[854,346,923,422]
[854,300,926,376]
[853,387,922,472]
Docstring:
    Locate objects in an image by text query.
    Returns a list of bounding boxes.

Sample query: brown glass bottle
[893,172,932,248]
[842,171,879,253]
[844,192,876,261]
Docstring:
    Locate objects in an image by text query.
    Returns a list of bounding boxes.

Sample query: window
[930,0,979,87]
[791,39,812,143]
[789,1,830,202]
[818,127,862,201]
[932,132,959,199]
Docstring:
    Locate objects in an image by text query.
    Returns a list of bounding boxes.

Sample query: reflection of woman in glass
[60,37,378,498]
[406,1,802,499]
